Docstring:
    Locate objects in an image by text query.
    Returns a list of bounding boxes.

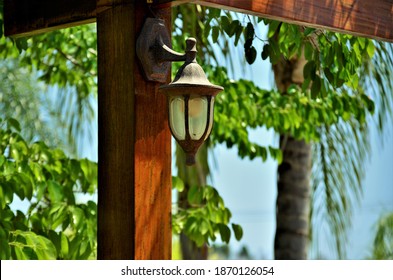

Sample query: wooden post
[97,0,172,259]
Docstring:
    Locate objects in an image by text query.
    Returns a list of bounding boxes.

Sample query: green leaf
[0,155,5,167]
[261,44,270,60]
[212,26,219,43]
[244,37,252,50]
[260,146,268,161]
[7,118,21,132]
[245,46,257,65]
[203,22,211,38]
[218,223,231,243]
[311,76,321,98]
[268,21,280,38]
[304,41,314,61]
[201,187,212,201]
[209,8,221,19]
[200,219,209,235]
[12,231,57,260]
[324,67,334,84]
[220,16,230,33]
[234,24,243,46]
[231,223,243,241]
[226,20,240,37]
[172,176,185,192]
[287,84,297,95]
[71,207,85,229]
[304,27,315,36]
[276,149,283,164]
[20,173,33,200]
[0,227,11,259]
[0,187,6,210]
[76,241,92,259]
[61,233,69,257]
[366,41,375,57]
[268,39,281,64]
[187,185,203,205]
[26,235,57,260]
[303,60,316,80]
[14,246,30,260]
[47,180,64,203]
[193,234,205,247]
[361,94,375,114]
[80,158,97,188]
[15,38,28,52]
[50,204,67,230]
[30,162,45,182]
[245,22,254,40]
[358,37,366,49]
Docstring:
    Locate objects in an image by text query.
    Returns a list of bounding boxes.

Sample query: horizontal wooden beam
[4,0,393,41]
[3,1,140,38]
[156,0,393,42]
[4,0,98,38]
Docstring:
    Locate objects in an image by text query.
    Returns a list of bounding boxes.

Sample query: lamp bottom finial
[186,153,196,166]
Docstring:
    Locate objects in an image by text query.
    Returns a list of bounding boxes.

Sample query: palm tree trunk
[273,48,312,259]
[275,135,311,259]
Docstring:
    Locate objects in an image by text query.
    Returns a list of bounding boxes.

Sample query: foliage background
[0,2,392,260]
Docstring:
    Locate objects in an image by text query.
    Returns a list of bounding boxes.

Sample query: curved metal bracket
[137,18,186,83]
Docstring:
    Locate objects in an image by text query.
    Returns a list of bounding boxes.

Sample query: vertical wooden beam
[97,0,171,259]
[134,6,172,260]
[97,0,135,260]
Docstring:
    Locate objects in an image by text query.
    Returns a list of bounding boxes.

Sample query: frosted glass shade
[188,97,208,140]
[169,97,186,140]
[168,95,214,142]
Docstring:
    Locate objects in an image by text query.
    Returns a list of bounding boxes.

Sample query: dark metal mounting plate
[136,18,171,83]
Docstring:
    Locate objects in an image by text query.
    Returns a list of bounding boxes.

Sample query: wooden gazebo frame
[4,0,392,259]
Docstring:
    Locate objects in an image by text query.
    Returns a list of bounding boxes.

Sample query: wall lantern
[137,18,223,165]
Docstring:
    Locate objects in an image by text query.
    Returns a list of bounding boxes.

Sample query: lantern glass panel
[169,97,186,140]
[204,97,214,140]
[188,96,208,140]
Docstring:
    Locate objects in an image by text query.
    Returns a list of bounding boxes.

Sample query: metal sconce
[137,18,223,165]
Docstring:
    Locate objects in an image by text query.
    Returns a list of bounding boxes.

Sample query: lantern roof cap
[159,38,223,96]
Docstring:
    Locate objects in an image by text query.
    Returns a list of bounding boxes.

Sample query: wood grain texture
[4,0,97,38]
[3,0,134,38]
[97,0,171,260]
[5,0,393,41]
[156,0,393,42]
[134,4,172,260]
[97,2,136,260]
